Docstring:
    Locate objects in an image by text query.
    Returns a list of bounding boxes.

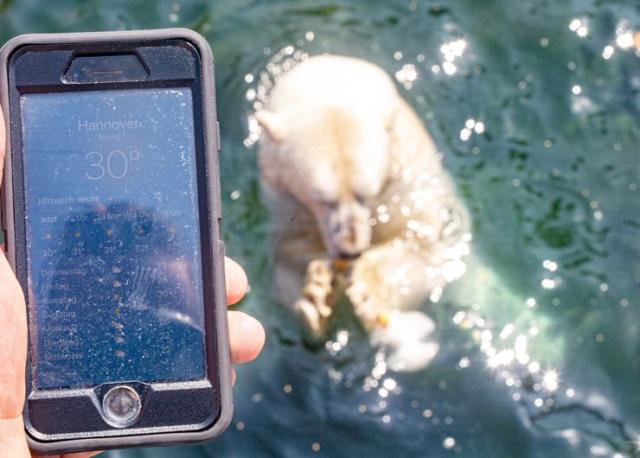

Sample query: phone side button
[216,121,221,152]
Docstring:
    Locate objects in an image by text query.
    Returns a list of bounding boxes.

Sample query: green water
[1,0,639,456]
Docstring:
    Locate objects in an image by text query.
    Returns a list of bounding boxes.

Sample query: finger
[1,108,5,254]
[0,107,5,185]
[0,251,27,420]
[0,251,29,456]
[228,311,265,364]
[57,451,103,458]
[0,416,29,456]
[224,257,247,306]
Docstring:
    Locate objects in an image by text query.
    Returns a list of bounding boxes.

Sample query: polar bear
[255,55,471,349]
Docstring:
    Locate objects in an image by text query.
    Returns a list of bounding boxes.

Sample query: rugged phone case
[0,28,231,454]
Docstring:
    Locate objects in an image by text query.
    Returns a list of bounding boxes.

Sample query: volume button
[216,121,221,152]
[214,121,223,220]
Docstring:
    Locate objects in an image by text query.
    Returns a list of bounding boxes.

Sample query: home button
[101,385,142,428]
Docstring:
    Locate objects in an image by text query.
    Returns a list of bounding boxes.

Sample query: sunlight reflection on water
[230,7,640,453]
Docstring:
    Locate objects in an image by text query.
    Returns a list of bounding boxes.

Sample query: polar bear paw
[345,252,389,330]
[346,278,390,331]
[294,259,335,335]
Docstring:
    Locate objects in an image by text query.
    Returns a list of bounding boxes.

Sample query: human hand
[0,113,264,458]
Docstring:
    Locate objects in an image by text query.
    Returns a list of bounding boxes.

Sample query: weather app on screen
[21,88,206,390]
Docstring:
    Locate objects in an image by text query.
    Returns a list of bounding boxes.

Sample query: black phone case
[0,28,231,454]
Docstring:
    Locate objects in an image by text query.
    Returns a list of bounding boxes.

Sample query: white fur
[370,311,440,372]
[257,55,471,370]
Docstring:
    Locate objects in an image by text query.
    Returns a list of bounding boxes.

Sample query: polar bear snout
[321,199,372,259]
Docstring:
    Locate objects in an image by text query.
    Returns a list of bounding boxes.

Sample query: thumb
[0,250,27,419]
[0,106,5,185]
[0,250,28,457]
[0,101,23,419]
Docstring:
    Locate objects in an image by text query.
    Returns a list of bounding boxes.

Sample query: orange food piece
[376,312,390,328]
[332,258,351,272]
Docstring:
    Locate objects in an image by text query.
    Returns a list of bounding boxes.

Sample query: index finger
[224,257,248,305]
[0,107,5,184]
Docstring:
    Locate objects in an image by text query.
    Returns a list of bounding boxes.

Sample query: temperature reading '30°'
[85,150,141,180]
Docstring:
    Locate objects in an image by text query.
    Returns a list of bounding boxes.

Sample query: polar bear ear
[255,110,288,143]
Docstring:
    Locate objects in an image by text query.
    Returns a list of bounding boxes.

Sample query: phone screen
[20,88,207,390]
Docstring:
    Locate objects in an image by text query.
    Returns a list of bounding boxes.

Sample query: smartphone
[0,29,230,453]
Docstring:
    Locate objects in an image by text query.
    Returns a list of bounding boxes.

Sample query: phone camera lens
[102,385,142,428]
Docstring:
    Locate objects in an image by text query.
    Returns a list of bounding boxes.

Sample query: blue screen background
[21,88,207,390]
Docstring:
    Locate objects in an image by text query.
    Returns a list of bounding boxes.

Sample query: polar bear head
[256,101,396,258]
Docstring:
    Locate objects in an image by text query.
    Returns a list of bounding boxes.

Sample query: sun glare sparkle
[541,278,556,289]
[542,370,559,391]
[443,437,456,449]
[395,63,419,89]
[602,45,615,59]
[569,18,589,38]
[617,31,634,49]
[438,38,466,76]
